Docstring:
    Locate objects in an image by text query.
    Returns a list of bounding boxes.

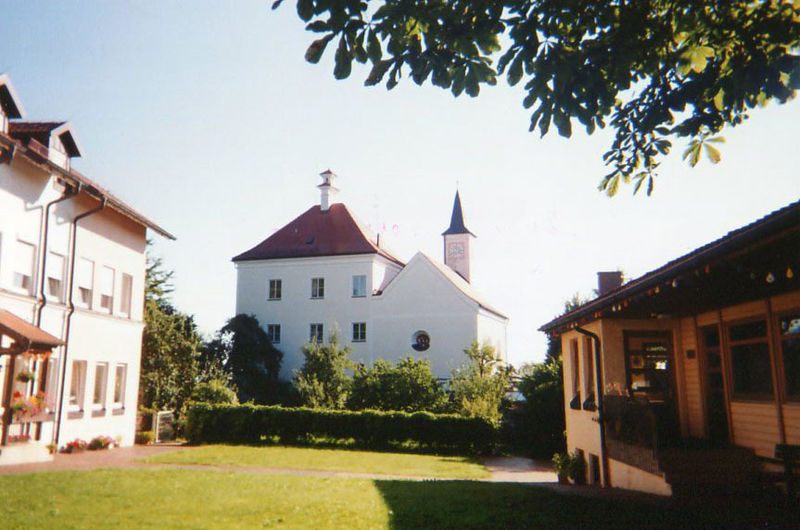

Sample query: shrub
[348,357,446,413]
[189,380,239,405]
[552,450,587,485]
[294,332,352,409]
[135,431,155,445]
[88,435,115,450]
[449,341,513,424]
[510,360,566,458]
[185,403,497,455]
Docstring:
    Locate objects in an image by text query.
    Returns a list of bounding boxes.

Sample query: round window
[412,331,430,352]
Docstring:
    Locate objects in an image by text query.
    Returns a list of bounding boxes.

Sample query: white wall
[0,155,147,453]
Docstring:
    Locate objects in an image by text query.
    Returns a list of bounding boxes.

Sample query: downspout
[35,183,80,326]
[575,327,610,487]
[53,197,106,446]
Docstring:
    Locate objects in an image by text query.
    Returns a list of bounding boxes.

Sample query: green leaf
[297,0,314,22]
[553,110,572,138]
[271,0,284,10]
[704,143,722,164]
[367,30,382,64]
[682,141,701,167]
[305,35,334,64]
[507,54,524,86]
[333,37,352,80]
[713,89,724,111]
[306,20,329,33]
[365,59,393,86]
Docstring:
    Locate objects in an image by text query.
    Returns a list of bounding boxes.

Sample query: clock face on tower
[447,242,465,259]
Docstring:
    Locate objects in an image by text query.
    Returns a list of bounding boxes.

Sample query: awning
[0,310,63,354]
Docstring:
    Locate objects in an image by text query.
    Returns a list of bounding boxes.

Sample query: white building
[234,171,508,380]
[0,74,173,465]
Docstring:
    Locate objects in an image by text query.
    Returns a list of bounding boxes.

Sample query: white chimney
[318,169,339,211]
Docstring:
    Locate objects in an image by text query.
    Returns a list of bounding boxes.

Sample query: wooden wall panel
[730,402,781,457]
[783,405,800,444]
[680,318,705,437]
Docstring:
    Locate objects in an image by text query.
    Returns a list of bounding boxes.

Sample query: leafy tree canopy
[294,330,353,408]
[205,314,283,403]
[449,340,513,423]
[278,0,800,195]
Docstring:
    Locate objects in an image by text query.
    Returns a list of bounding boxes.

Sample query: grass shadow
[373,480,800,529]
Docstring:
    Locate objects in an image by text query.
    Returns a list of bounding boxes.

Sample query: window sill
[268,298,281,301]
[67,410,84,420]
[91,408,107,418]
[310,297,324,300]
[352,339,366,343]
[351,295,366,299]
[730,397,775,404]
[111,407,125,416]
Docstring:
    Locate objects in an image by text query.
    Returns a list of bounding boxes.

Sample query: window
[310,323,324,343]
[728,319,773,399]
[69,360,87,411]
[46,252,65,301]
[412,330,430,351]
[119,273,133,317]
[778,312,800,400]
[268,279,282,300]
[93,362,108,409]
[583,337,595,397]
[352,322,366,342]
[99,265,114,313]
[311,277,324,299]
[113,364,127,408]
[267,324,281,344]
[76,258,94,308]
[352,275,367,297]
[570,339,580,398]
[13,240,36,293]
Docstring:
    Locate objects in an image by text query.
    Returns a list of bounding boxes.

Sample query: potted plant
[552,452,571,484]
[63,438,88,453]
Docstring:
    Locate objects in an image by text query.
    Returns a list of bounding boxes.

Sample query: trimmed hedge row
[185,403,497,454]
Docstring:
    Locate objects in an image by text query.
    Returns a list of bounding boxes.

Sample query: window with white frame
[46,252,65,301]
[310,323,324,343]
[352,322,366,342]
[13,240,36,294]
[267,324,281,344]
[113,364,127,408]
[119,273,133,317]
[352,275,367,297]
[69,360,87,411]
[93,362,108,409]
[268,279,282,300]
[311,277,324,299]
[76,258,94,308]
[99,266,114,313]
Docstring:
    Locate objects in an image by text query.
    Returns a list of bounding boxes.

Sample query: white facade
[234,176,509,381]
[0,75,171,464]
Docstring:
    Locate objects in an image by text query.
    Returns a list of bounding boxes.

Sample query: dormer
[0,73,26,133]
[8,121,81,170]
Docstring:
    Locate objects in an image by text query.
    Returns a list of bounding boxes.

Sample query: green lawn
[2,468,796,529]
[141,444,490,479]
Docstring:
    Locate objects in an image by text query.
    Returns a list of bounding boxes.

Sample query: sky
[2,1,798,367]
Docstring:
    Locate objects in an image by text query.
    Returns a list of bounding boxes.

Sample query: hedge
[185,403,497,455]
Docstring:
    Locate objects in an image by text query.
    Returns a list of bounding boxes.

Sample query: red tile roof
[233,203,403,265]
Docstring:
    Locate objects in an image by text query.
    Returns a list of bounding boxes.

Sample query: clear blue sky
[3,1,798,367]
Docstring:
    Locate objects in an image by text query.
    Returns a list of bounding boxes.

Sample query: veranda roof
[0,310,63,354]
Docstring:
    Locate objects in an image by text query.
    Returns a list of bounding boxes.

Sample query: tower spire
[442,190,475,237]
[442,190,475,282]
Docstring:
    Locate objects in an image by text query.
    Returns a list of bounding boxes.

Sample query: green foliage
[135,431,155,445]
[282,0,800,196]
[189,380,239,405]
[515,360,566,459]
[449,341,513,424]
[552,450,586,484]
[140,247,204,415]
[348,357,446,412]
[204,314,283,404]
[185,403,497,455]
[294,331,353,409]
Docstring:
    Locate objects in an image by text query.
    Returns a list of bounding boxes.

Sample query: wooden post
[1,353,18,446]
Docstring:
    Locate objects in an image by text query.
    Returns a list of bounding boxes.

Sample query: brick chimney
[597,271,623,296]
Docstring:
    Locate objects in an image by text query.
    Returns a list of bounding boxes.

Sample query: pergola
[0,310,63,446]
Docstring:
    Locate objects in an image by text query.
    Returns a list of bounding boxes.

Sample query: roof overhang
[52,122,82,157]
[540,200,800,335]
[0,310,63,355]
[0,74,25,119]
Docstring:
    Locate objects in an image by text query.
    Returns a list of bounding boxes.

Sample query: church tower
[442,190,475,282]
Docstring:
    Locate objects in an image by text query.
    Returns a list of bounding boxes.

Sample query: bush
[509,360,566,458]
[185,403,497,455]
[348,358,446,412]
[88,435,115,450]
[62,439,88,453]
[189,380,239,405]
[135,431,155,445]
[552,451,587,485]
